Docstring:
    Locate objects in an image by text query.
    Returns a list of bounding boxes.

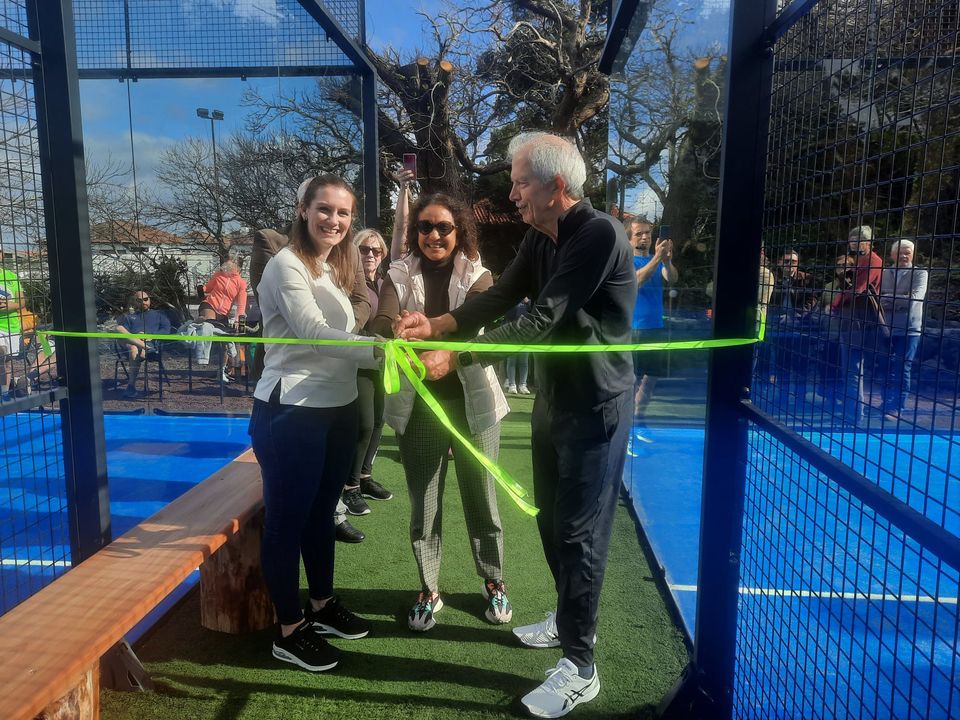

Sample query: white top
[254,247,377,407]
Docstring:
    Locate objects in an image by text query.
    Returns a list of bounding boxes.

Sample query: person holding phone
[625,217,678,447]
[391,157,418,261]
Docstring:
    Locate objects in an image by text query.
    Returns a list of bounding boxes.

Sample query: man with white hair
[880,239,927,416]
[394,131,636,717]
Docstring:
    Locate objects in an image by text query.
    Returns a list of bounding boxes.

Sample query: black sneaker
[336,519,365,543]
[359,477,393,500]
[305,595,371,639]
[342,486,371,515]
[272,621,341,672]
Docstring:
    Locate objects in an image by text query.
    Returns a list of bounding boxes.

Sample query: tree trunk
[200,507,274,633]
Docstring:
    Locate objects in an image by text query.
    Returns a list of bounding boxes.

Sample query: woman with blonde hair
[338,228,394,523]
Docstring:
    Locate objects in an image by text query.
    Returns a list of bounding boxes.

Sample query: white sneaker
[505,384,517,394]
[518,384,531,395]
[521,658,600,718]
[513,611,560,648]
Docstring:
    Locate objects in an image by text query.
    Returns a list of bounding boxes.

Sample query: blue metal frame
[28,0,112,562]
[742,402,960,570]
[598,0,644,75]
[764,0,821,46]
[297,0,379,228]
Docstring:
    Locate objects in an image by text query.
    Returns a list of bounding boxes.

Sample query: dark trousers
[530,390,632,667]
[351,369,385,482]
[887,334,920,410]
[249,384,359,625]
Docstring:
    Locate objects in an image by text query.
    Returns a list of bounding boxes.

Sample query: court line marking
[669,584,959,604]
[0,559,71,568]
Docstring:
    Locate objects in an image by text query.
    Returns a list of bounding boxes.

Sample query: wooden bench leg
[100,639,154,693]
[35,664,97,720]
[200,506,274,633]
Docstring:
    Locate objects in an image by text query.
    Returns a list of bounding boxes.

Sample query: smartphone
[658,224,671,240]
[402,153,417,177]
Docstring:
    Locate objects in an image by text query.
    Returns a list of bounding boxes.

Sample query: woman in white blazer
[371,192,511,632]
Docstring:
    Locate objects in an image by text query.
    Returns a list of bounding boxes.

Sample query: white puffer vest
[384,252,509,436]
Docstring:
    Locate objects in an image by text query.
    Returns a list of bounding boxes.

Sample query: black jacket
[451,199,636,410]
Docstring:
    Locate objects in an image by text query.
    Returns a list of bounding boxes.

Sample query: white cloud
[192,0,280,27]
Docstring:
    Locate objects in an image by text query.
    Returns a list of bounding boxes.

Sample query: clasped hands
[392,310,458,381]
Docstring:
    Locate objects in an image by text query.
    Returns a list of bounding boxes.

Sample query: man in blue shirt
[625,217,678,442]
[116,289,171,398]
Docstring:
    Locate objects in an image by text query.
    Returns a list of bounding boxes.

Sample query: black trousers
[250,383,358,625]
[530,390,631,667]
[351,368,385,482]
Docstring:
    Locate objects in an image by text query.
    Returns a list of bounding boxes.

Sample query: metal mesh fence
[736,428,959,719]
[740,0,960,716]
[0,10,69,614]
[73,0,359,72]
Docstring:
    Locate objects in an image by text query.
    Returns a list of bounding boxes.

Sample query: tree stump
[36,665,97,720]
[200,507,274,633]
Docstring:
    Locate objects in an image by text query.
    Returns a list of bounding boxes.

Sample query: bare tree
[246,0,618,198]
[149,137,242,263]
[607,2,725,289]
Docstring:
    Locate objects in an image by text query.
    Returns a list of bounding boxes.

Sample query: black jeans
[249,383,358,625]
[351,368,385,482]
[530,390,632,667]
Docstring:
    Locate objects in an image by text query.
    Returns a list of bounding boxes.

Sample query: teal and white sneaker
[482,578,513,624]
[521,658,600,718]
[408,591,443,632]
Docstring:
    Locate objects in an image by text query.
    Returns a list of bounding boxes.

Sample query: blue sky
[78,0,445,199]
[77,0,730,219]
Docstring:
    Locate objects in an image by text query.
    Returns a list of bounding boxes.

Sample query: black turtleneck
[421,255,455,318]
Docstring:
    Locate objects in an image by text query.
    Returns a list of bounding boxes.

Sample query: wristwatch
[457,350,475,368]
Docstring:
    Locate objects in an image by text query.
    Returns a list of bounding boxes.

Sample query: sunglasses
[359,245,383,256]
[416,220,456,237]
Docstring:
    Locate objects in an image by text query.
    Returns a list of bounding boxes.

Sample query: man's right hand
[394,310,434,340]
[655,238,672,261]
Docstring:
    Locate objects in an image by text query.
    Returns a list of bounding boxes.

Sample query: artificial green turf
[101,396,688,719]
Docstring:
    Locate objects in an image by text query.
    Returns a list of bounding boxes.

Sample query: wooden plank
[0,450,262,720]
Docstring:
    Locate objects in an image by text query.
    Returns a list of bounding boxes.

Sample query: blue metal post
[29,0,111,561]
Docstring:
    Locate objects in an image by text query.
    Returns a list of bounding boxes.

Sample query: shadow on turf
[150,669,655,719]
[334,589,519,646]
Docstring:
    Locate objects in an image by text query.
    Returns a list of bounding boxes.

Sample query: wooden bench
[0,449,273,720]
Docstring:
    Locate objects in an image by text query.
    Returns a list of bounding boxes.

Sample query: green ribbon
[39,314,765,518]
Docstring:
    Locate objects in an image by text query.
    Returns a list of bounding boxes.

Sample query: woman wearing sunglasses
[371,193,511,632]
[337,229,394,527]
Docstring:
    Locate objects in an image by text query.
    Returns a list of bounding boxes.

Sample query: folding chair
[114,341,171,399]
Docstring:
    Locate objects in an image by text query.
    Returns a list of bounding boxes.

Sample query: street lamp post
[196,108,225,257]
[195,107,224,187]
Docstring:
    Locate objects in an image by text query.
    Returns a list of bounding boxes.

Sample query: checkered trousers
[397,396,504,592]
